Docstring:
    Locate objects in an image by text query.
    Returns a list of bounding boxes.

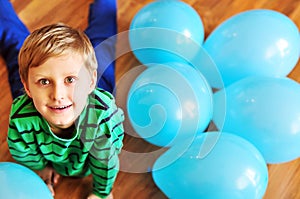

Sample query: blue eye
[65,76,76,84]
[39,79,50,85]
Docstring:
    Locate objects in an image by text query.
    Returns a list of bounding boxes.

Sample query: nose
[51,83,66,100]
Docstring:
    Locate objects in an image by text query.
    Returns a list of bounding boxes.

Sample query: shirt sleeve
[7,121,48,170]
[88,94,125,198]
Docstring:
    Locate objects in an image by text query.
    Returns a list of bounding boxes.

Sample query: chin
[49,117,75,129]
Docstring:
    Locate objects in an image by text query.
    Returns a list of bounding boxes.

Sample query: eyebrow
[32,70,80,77]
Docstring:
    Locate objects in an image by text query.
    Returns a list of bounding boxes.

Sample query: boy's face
[23,52,96,134]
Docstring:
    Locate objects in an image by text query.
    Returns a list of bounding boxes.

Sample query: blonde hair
[19,23,97,84]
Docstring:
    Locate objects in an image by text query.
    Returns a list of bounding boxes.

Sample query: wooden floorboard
[0,0,299,198]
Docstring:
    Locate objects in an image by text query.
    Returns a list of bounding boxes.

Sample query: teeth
[53,105,70,109]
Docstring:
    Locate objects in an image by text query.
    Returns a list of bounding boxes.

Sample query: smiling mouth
[49,104,72,111]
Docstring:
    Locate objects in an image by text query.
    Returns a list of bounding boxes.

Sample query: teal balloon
[0,162,53,199]
[129,0,204,66]
[127,62,213,147]
[152,132,268,199]
[204,9,300,88]
[213,76,300,163]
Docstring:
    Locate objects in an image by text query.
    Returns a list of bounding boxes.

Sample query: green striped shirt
[7,88,124,198]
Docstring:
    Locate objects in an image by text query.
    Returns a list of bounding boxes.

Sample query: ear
[22,79,32,98]
[89,70,97,93]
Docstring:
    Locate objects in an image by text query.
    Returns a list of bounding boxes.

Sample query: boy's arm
[7,122,48,170]
[88,101,125,198]
[89,145,119,198]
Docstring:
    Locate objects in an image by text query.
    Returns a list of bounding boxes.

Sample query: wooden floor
[0,0,299,198]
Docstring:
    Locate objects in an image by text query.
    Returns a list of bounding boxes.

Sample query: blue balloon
[152,132,268,199]
[129,0,204,65]
[203,9,300,88]
[189,47,224,88]
[0,162,53,199]
[127,62,213,147]
[213,76,300,163]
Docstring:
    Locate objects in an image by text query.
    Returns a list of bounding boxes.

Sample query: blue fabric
[0,0,117,99]
[0,0,29,98]
[85,0,117,95]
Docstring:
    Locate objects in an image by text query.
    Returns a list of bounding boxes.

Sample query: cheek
[73,82,90,99]
[73,75,93,98]
[72,72,93,110]
[73,91,89,104]
[72,92,89,118]
[72,84,91,111]
[31,98,46,114]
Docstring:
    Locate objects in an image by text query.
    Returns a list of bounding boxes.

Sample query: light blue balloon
[189,47,225,88]
[127,62,213,147]
[129,0,204,66]
[204,9,300,88]
[0,162,53,199]
[152,132,268,199]
[213,76,300,163]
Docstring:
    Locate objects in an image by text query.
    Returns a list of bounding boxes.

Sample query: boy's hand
[87,193,113,199]
[36,165,60,197]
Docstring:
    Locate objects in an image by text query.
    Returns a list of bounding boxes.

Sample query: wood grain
[0,0,299,198]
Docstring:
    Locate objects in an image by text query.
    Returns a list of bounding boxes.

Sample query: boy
[8,22,123,199]
[4,1,124,199]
